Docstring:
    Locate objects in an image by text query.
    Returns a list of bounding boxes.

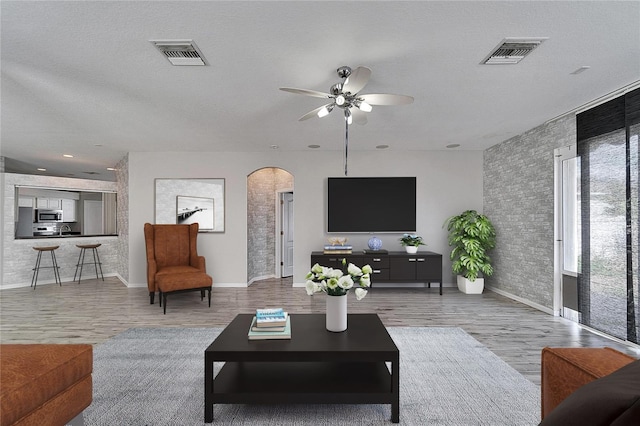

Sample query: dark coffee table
[204,313,399,423]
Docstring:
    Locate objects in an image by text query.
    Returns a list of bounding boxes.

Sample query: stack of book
[323,244,353,254]
[247,308,291,340]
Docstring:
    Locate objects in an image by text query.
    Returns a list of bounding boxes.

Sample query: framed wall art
[155,178,225,232]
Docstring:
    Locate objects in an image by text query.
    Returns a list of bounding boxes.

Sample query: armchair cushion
[157,270,213,293]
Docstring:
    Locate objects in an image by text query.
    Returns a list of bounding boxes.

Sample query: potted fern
[444,210,496,294]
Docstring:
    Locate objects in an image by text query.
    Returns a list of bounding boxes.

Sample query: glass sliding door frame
[576,87,640,344]
[554,145,580,320]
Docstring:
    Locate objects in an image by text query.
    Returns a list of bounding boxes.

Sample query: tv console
[310,251,443,295]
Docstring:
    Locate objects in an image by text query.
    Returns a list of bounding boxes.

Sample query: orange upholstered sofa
[540,346,639,424]
[0,344,93,426]
[144,223,213,313]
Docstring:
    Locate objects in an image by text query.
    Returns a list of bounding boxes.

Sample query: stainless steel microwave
[36,209,63,223]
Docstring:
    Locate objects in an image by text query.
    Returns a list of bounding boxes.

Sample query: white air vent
[150,39,207,66]
[482,38,547,65]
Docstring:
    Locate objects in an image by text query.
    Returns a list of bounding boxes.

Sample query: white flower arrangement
[305,260,372,300]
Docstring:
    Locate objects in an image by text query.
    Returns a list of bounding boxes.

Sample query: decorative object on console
[324,237,352,254]
[400,234,425,254]
[444,210,496,294]
[305,260,372,332]
[328,237,348,246]
[280,66,413,175]
[368,236,383,251]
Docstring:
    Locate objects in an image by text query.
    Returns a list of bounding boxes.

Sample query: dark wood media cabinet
[311,251,443,295]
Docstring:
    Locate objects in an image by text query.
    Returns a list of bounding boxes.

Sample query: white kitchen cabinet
[61,199,77,222]
[36,198,62,209]
[18,197,34,208]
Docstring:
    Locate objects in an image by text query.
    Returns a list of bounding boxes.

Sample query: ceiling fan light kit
[280,65,414,175]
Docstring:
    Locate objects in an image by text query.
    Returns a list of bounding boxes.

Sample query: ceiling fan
[280,66,414,175]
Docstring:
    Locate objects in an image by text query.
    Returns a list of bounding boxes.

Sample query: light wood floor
[1,277,638,385]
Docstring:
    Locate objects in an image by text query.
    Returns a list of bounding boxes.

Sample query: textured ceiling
[1,1,639,180]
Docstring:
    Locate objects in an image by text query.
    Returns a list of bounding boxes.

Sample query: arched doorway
[246,167,294,285]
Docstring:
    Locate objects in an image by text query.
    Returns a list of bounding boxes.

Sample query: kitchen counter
[16,234,118,240]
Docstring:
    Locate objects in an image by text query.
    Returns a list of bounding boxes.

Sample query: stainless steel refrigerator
[16,207,33,237]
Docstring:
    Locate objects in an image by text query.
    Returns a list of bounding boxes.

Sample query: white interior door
[281,192,294,277]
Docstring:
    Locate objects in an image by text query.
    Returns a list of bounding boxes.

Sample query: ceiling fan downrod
[344,111,349,176]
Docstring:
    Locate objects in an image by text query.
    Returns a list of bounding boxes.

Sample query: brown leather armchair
[144,223,213,313]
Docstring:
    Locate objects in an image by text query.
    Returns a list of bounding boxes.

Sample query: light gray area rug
[85,327,540,425]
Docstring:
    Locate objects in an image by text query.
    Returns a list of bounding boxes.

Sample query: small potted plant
[444,210,496,294]
[399,234,425,254]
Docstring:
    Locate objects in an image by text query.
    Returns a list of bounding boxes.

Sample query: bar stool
[31,246,62,289]
[74,243,104,283]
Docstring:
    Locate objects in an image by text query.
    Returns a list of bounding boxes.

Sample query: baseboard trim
[485,285,554,315]
[248,275,276,286]
[1,273,120,290]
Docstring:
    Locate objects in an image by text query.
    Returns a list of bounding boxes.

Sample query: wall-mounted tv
[327,177,416,233]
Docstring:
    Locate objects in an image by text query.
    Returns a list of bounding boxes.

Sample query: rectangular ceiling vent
[481,37,547,65]
[150,39,207,66]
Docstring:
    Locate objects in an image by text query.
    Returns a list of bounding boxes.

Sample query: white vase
[405,246,418,254]
[457,275,485,294]
[326,294,348,332]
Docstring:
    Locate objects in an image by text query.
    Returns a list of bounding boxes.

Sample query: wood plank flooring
[1,277,638,385]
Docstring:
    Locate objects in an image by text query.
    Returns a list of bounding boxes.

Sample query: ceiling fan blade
[351,107,368,125]
[359,93,414,105]
[280,87,332,99]
[342,66,371,94]
[298,103,334,121]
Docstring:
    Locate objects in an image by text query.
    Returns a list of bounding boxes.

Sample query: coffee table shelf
[205,313,399,423]
[213,361,392,404]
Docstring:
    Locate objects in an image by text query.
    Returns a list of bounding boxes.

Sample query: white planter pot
[326,294,348,332]
[457,276,484,294]
[405,246,418,254]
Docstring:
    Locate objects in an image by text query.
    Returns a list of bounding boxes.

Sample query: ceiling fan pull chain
[344,118,349,176]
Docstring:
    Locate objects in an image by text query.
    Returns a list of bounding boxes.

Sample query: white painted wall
[127,150,483,287]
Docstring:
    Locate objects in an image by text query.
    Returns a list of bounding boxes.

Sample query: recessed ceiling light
[270,145,279,149]
[446,144,461,149]
[376,145,389,149]
[308,144,320,149]
[63,154,74,158]
[37,168,46,171]
[106,167,116,171]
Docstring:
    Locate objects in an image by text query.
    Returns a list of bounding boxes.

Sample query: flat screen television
[327,177,416,233]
